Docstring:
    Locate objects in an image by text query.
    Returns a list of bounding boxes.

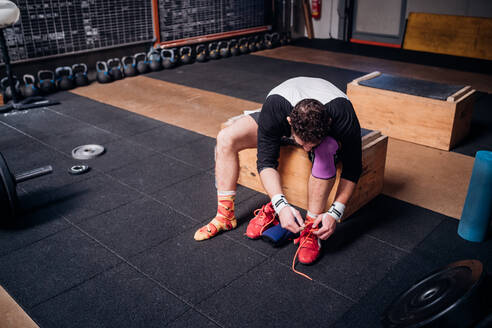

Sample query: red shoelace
[292,222,318,280]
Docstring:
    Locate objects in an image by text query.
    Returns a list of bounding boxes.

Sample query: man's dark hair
[290,98,332,144]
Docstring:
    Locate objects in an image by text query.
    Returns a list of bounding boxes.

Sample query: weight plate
[69,165,90,175]
[382,260,484,328]
[0,152,17,222]
[72,144,105,160]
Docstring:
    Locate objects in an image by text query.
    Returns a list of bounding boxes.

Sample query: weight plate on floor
[382,259,485,328]
[68,165,90,175]
[0,152,17,222]
[71,144,105,160]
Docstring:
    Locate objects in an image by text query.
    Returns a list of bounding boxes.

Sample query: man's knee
[216,116,257,154]
[216,127,239,154]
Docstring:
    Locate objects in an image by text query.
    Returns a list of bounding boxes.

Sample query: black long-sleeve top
[257,77,362,183]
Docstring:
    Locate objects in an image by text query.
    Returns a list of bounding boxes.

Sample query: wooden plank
[353,71,381,84]
[403,12,492,60]
[0,285,39,328]
[447,86,471,102]
[70,76,260,138]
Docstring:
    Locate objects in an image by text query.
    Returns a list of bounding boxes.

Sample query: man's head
[287,98,332,151]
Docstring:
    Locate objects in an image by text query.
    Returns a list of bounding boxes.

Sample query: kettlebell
[208,43,220,60]
[161,48,177,69]
[20,74,39,98]
[239,38,249,54]
[271,32,280,48]
[55,66,74,90]
[255,35,265,51]
[107,58,124,80]
[264,34,273,49]
[248,36,257,52]
[148,48,162,71]
[280,33,287,46]
[195,44,208,62]
[218,41,230,58]
[37,70,56,94]
[229,39,240,56]
[179,46,192,64]
[72,63,89,86]
[1,76,21,102]
[96,61,113,84]
[135,52,150,74]
[122,56,138,77]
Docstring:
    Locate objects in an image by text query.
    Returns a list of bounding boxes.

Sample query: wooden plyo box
[347,72,476,151]
[223,117,388,221]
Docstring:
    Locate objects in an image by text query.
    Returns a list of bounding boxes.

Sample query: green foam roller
[458,151,492,242]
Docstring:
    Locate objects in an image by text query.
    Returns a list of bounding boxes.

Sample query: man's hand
[312,212,337,240]
[278,206,304,234]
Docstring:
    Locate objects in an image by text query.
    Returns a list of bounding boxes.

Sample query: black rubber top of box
[359,74,465,101]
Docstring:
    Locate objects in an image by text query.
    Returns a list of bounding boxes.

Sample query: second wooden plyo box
[346,71,476,151]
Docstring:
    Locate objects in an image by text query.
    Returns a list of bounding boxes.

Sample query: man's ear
[286,116,292,125]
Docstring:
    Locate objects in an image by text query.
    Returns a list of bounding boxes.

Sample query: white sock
[218,190,236,196]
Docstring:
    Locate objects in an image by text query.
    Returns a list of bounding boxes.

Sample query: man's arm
[260,168,304,233]
[312,177,356,240]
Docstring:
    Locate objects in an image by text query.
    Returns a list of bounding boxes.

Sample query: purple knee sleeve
[311,136,338,179]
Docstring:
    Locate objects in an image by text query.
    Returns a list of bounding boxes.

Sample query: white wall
[311,0,340,38]
[293,0,340,39]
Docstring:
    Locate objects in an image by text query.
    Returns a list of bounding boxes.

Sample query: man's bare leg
[194,115,258,241]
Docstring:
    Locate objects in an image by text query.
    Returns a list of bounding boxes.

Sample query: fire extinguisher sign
[312,0,321,19]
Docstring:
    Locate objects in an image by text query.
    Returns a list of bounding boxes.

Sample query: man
[194,77,362,265]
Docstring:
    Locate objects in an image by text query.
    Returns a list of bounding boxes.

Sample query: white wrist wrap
[271,194,289,215]
[327,201,345,222]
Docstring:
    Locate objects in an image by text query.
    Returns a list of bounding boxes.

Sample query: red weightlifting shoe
[293,220,321,265]
[245,202,278,239]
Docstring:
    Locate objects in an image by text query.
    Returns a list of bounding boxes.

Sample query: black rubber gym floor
[0,53,491,328]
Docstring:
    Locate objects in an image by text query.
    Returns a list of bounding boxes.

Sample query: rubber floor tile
[0,108,90,141]
[150,171,257,222]
[129,226,266,304]
[0,207,69,257]
[108,152,202,194]
[273,233,407,301]
[91,112,163,138]
[78,197,196,258]
[83,137,157,173]
[341,195,445,252]
[414,218,492,273]
[166,136,216,171]
[196,259,353,328]
[166,309,220,328]
[25,174,137,223]
[48,92,134,124]
[40,125,120,155]
[0,140,99,196]
[148,55,362,99]
[0,121,32,151]
[332,252,438,328]
[30,263,189,328]
[129,123,204,153]
[0,226,122,308]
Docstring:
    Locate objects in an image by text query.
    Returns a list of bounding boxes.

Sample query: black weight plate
[382,260,484,328]
[0,152,17,221]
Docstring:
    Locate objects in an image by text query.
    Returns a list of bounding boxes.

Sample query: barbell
[0,151,53,225]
